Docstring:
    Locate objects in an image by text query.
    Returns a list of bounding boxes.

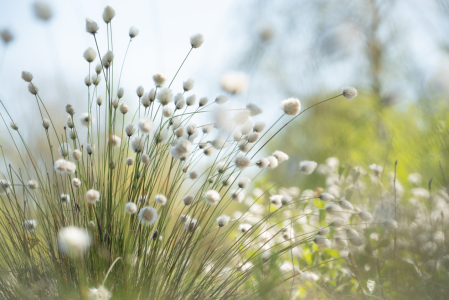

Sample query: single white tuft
[28,83,38,95]
[136,85,144,97]
[234,155,250,169]
[54,159,76,174]
[33,2,53,20]
[272,150,289,163]
[211,137,228,149]
[369,164,383,177]
[23,220,38,233]
[141,93,151,108]
[237,177,251,189]
[246,103,263,116]
[215,95,228,104]
[325,203,341,214]
[141,154,150,164]
[83,47,96,63]
[10,121,18,131]
[216,215,231,227]
[72,178,81,188]
[266,156,278,168]
[86,18,99,34]
[382,219,398,229]
[84,75,92,86]
[0,180,11,195]
[330,217,345,227]
[85,189,100,205]
[72,149,82,161]
[117,88,124,99]
[342,87,358,100]
[230,189,245,203]
[338,199,354,211]
[60,194,70,204]
[137,206,158,225]
[42,118,50,129]
[358,210,373,222]
[153,73,166,87]
[125,202,137,215]
[138,118,153,134]
[318,192,334,201]
[253,121,265,133]
[124,124,136,137]
[183,78,194,91]
[256,158,270,169]
[21,71,33,82]
[317,227,329,235]
[299,160,317,174]
[220,71,249,94]
[27,180,38,190]
[157,88,173,105]
[88,285,112,300]
[119,102,129,114]
[155,194,167,206]
[204,190,221,205]
[182,194,195,206]
[95,63,102,74]
[129,26,139,38]
[102,6,115,23]
[126,157,134,166]
[199,97,208,106]
[176,99,185,110]
[189,171,198,179]
[238,223,252,233]
[130,136,145,153]
[57,226,91,255]
[186,95,196,106]
[270,195,282,206]
[80,113,93,126]
[190,33,204,48]
[281,98,301,115]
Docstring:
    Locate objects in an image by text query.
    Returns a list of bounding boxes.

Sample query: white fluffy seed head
[23,220,38,233]
[72,149,82,161]
[182,194,195,206]
[125,124,136,137]
[117,87,124,99]
[358,210,373,222]
[138,118,153,134]
[317,227,330,235]
[231,189,245,203]
[281,98,301,115]
[126,157,134,166]
[28,83,38,95]
[130,136,145,153]
[204,190,220,205]
[186,95,196,106]
[83,47,96,63]
[10,121,18,131]
[325,203,341,214]
[86,144,94,155]
[199,97,208,107]
[33,2,52,20]
[60,194,70,204]
[318,192,334,201]
[190,33,204,48]
[102,6,115,23]
[27,180,38,190]
[239,223,252,233]
[342,87,358,100]
[96,95,103,106]
[176,99,185,110]
[129,26,139,38]
[256,158,269,169]
[189,171,198,179]
[86,18,99,34]
[253,121,265,133]
[211,137,228,149]
[155,194,167,206]
[119,103,129,114]
[42,118,50,129]
[267,156,278,169]
[141,154,150,164]
[174,127,185,137]
[85,189,100,204]
[220,71,249,94]
[141,93,151,108]
[272,150,289,163]
[382,219,398,229]
[222,176,234,187]
[330,217,345,227]
[91,74,101,86]
[0,180,11,195]
[84,75,92,86]
[80,113,92,126]
[125,202,137,215]
[183,78,194,91]
[136,86,144,97]
[72,178,81,188]
[338,199,354,211]
[314,235,329,247]
[234,155,250,169]
[157,88,173,105]
[270,195,282,206]
[215,95,228,105]
[21,71,33,82]
[1,29,13,44]
[238,177,251,189]
[95,63,102,74]
[57,226,91,255]
[153,73,166,87]
[349,235,365,246]
[299,160,317,174]
[138,206,158,225]
[246,103,263,116]
[216,215,231,227]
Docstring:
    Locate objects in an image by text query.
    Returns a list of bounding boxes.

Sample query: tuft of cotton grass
[190,33,204,48]
[57,226,91,255]
[186,95,196,106]
[125,202,137,215]
[281,98,301,116]
[33,2,52,21]
[342,87,358,100]
[83,47,96,63]
[266,156,278,169]
[215,95,228,105]
[237,177,251,189]
[246,103,263,116]
[10,121,18,131]
[157,88,173,105]
[21,71,33,82]
[272,150,289,163]
[72,178,81,188]
[182,195,195,206]
[238,223,252,233]
[102,6,115,23]
[23,220,38,233]
[256,158,269,169]
[88,285,112,300]
[60,194,70,204]
[138,118,153,134]
[130,136,145,153]
[318,192,334,202]
[153,73,166,87]
[155,194,167,206]
[220,71,249,94]
[253,121,265,133]
[86,18,99,34]
[234,155,250,169]
[80,113,93,126]
[204,190,220,205]
[138,207,158,225]
[183,78,194,91]
[299,160,317,174]
[86,189,101,205]
[129,26,139,38]
[199,97,208,106]
[216,215,231,227]
[27,180,38,190]
[28,83,38,95]
[72,149,82,161]
[0,180,11,195]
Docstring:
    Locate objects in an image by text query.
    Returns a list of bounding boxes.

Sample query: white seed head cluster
[129,26,139,38]
[153,73,166,87]
[183,78,194,91]
[57,226,91,255]
[27,180,38,190]
[190,33,204,48]
[155,194,167,206]
[342,87,358,100]
[182,194,195,206]
[85,189,101,205]
[23,220,38,233]
[138,118,153,134]
[138,206,158,225]
[234,155,250,169]
[83,47,96,63]
[281,98,301,115]
[299,160,317,175]
[125,202,138,215]
[54,159,76,174]
[102,6,115,23]
[216,215,231,227]
[86,18,99,34]
[220,71,249,94]
[88,285,112,300]
[204,190,220,205]
[157,88,173,105]
[21,71,33,82]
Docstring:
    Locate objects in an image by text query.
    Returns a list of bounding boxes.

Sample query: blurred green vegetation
[265,92,449,189]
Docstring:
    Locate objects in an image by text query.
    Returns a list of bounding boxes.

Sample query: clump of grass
[0,6,363,300]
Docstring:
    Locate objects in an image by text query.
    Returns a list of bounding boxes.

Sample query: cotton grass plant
[0,6,361,300]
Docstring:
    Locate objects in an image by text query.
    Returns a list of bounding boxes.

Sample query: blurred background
[1,0,449,188]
